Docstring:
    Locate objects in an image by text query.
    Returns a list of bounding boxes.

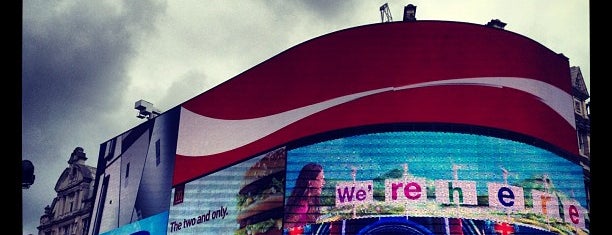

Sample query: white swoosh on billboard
[177,77,574,157]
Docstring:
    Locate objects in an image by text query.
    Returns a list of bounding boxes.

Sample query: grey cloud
[158,69,209,110]
[295,0,357,20]
[22,0,166,234]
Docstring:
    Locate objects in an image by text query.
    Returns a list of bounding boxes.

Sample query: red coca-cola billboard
[174,21,577,186]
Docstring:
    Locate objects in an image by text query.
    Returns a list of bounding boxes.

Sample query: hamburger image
[235,148,286,235]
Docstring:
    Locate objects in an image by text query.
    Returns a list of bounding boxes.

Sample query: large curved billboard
[174,21,577,186]
[92,21,588,235]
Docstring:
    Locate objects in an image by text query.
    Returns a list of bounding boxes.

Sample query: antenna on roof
[135,99,161,120]
[380,3,393,23]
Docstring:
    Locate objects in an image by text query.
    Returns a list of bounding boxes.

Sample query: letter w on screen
[335,181,373,206]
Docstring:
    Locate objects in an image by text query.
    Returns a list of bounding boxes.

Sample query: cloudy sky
[21,0,589,234]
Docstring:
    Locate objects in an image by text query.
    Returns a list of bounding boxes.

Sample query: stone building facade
[570,66,591,212]
[37,147,96,235]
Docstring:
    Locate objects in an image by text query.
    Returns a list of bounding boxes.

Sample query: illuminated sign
[90,21,588,235]
[175,21,576,186]
[100,211,169,235]
[283,131,588,234]
[167,148,286,234]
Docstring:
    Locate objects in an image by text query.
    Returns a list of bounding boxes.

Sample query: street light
[22,160,35,189]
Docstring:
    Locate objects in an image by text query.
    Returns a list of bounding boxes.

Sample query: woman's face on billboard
[308,170,325,195]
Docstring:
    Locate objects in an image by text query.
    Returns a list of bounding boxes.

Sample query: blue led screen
[284,131,588,235]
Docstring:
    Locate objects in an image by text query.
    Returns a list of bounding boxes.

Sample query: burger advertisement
[235,148,286,235]
[166,148,286,234]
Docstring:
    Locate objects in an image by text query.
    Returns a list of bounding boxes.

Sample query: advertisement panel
[283,130,588,235]
[89,107,180,235]
[174,21,577,186]
[167,148,287,234]
[100,211,170,235]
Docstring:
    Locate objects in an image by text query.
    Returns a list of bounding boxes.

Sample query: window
[63,196,69,215]
[71,168,77,180]
[82,219,89,235]
[578,132,588,156]
[75,191,80,210]
[63,225,70,235]
[125,162,130,187]
[105,139,116,161]
[156,139,161,166]
[574,99,583,115]
[65,192,75,214]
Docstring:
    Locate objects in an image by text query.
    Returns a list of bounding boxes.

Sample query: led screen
[165,130,587,235]
[167,148,287,234]
[283,131,588,235]
[100,211,169,235]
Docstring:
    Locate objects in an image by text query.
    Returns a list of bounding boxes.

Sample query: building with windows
[38,147,96,235]
[570,65,591,212]
[571,66,590,159]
